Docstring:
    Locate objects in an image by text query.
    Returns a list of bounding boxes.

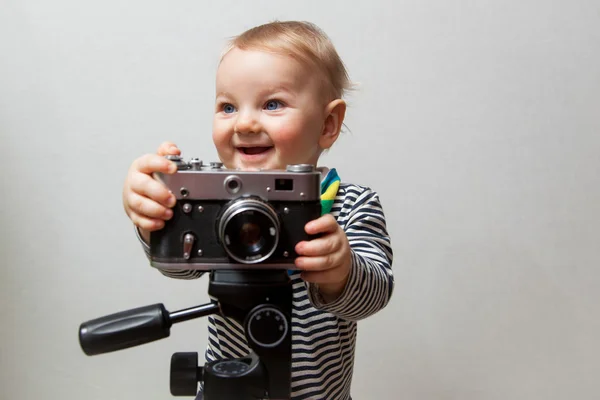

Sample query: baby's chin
[223,153,314,171]
[228,158,288,171]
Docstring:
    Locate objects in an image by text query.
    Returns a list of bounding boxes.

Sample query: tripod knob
[245,305,288,349]
[170,352,202,396]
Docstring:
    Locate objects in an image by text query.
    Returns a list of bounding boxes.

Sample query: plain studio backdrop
[1,1,599,399]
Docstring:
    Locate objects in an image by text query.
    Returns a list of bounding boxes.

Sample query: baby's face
[213,48,328,171]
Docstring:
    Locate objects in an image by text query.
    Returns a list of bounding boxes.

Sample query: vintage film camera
[79,156,323,399]
[150,155,322,270]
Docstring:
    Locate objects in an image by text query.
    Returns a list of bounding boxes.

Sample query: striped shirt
[136,169,394,399]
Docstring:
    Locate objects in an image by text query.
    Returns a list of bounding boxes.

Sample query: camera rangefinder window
[224,175,242,194]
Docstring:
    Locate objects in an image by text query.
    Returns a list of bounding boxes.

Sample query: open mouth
[239,146,273,155]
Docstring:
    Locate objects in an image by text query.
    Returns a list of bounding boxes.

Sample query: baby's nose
[234,110,261,134]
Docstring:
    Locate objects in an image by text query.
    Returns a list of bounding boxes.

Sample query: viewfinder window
[275,179,293,191]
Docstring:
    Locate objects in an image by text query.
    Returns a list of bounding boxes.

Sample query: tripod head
[79,269,292,399]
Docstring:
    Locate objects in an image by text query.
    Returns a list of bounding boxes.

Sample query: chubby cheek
[212,122,234,160]
[269,118,320,154]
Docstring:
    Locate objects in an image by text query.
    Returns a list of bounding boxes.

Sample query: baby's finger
[134,154,177,175]
[157,141,181,156]
[127,191,174,220]
[294,254,338,271]
[304,214,339,235]
[129,210,166,232]
[129,173,176,208]
[295,235,340,257]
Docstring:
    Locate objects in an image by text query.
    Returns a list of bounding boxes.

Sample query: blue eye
[223,104,236,114]
[265,100,282,111]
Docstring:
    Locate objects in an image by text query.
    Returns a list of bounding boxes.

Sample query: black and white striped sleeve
[307,185,394,321]
[134,226,205,280]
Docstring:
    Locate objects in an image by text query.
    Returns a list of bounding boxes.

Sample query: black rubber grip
[79,303,172,356]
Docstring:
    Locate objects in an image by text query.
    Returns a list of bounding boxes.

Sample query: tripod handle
[79,303,171,356]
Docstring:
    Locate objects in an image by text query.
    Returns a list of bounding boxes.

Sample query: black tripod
[79,269,293,399]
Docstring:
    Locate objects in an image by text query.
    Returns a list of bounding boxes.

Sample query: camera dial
[286,164,314,173]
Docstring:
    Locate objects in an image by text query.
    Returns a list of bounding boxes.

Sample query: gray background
[1,0,599,399]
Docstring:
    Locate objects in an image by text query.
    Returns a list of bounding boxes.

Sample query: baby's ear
[319,99,346,150]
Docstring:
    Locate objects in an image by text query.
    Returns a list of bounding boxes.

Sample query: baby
[122,20,394,400]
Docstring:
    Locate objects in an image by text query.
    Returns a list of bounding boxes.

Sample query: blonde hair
[221,21,352,101]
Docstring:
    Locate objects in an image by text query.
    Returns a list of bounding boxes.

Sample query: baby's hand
[122,142,181,239]
[294,214,352,303]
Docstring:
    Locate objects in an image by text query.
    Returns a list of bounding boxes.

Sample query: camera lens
[218,197,280,264]
[240,222,261,247]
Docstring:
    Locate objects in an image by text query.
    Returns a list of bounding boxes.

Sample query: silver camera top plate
[153,156,322,202]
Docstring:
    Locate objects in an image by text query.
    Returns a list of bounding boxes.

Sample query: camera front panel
[149,199,321,270]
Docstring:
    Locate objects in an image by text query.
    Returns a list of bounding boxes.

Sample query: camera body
[149,156,322,271]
